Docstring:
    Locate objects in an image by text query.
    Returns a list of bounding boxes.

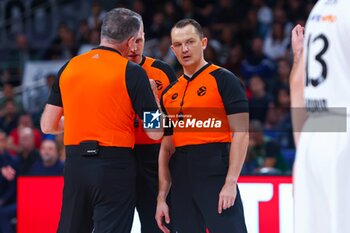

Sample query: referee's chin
[128,55,141,64]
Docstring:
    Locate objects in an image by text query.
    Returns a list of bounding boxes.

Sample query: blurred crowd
[0,0,315,230]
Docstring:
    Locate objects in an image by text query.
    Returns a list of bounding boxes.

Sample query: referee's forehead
[171,25,200,43]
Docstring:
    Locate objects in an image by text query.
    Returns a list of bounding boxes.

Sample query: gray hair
[101,8,142,43]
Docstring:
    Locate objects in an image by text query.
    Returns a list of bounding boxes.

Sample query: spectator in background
[249,120,288,174]
[12,34,40,73]
[204,44,221,66]
[88,1,106,30]
[270,58,291,96]
[271,5,293,39]
[154,35,177,68]
[238,9,261,45]
[77,20,90,44]
[179,0,195,19]
[7,113,42,156]
[0,83,23,113]
[263,22,290,60]
[240,36,276,81]
[163,1,181,30]
[45,23,78,60]
[212,0,239,27]
[219,25,236,64]
[251,0,273,38]
[78,29,100,55]
[274,87,294,149]
[29,140,64,176]
[248,75,274,123]
[29,0,53,43]
[4,0,25,39]
[148,11,168,39]
[0,131,16,182]
[0,131,17,233]
[223,44,244,77]
[17,127,40,175]
[0,100,19,135]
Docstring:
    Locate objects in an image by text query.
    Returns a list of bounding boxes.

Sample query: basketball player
[290,1,350,232]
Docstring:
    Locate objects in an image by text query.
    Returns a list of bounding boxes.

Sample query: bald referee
[41,8,162,233]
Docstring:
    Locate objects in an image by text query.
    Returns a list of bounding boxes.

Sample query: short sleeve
[47,62,69,107]
[125,62,158,120]
[211,68,249,115]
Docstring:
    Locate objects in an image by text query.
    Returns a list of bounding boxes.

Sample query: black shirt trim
[210,68,249,115]
[47,61,70,107]
[183,62,211,81]
[125,61,158,120]
[139,55,146,66]
[92,46,122,55]
[151,59,177,83]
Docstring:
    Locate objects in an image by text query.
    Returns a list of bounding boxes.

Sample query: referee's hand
[155,199,170,233]
[218,182,237,214]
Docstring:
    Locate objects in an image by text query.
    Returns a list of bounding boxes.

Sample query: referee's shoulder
[126,60,147,74]
[210,66,244,86]
[161,78,179,97]
[146,57,177,82]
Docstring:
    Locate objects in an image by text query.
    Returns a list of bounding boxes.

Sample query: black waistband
[175,142,230,152]
[66,145,133,157]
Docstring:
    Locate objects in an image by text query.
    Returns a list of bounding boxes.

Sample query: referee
[41,8,162,233]
[126,19,176,233]
[156,19,248,233]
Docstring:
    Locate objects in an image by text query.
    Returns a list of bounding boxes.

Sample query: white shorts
[294,115,350,233]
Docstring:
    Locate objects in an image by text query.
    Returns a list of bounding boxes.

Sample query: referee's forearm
[225,132,249,184]
[157,136,173,201]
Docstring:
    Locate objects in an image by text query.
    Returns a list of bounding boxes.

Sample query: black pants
[170,143,247,233]
[134,144,163,233]
[57,146,136,233]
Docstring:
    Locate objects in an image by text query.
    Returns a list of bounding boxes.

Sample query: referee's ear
[127,36,136,51]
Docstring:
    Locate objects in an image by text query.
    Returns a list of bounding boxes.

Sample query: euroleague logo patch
[155,80,163,90]
[197,86,207,96]
[172,93,178,100]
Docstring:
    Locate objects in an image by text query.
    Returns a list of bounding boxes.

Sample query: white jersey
[303,0,350,114]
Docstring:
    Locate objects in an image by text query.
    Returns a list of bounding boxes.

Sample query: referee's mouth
[128,54,140,63]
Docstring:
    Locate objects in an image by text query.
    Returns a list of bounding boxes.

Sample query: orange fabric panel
[60,48,135,147]
[162,64,232,147]
[134,57,172,145]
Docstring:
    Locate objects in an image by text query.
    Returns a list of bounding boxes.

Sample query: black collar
[139,55,146,66]
[92,46,122,55]
[183,63,211,81]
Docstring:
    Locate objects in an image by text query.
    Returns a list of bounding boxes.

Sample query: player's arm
[290,24,308,146]
[41,62,67,134]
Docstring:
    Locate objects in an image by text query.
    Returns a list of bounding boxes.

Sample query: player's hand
[291,24,305,63]
[155,199,170,233]
[1,165,16,181]
[218,182,237,214]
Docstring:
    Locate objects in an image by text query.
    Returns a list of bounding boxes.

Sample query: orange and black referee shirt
[134,56,176,145]
[48,46,158,148]
[161,63,248,148]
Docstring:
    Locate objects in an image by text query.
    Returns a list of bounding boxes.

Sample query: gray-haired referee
[41,8,162,233]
